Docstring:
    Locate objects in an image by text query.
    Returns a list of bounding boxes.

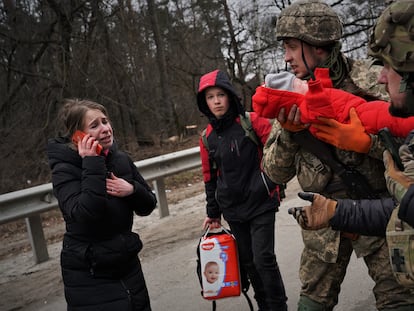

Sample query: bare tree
[0,0,390,193]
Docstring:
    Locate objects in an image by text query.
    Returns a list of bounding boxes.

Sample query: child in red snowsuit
[252,68,414,138]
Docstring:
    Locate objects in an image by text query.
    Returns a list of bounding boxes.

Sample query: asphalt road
[21,178,377,311]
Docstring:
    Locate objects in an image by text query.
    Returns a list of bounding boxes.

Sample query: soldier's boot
[297,295,332,311]
[381,305,414,311]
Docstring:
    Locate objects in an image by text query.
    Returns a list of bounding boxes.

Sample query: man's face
[282,38,324,79]
[378,64,411,117]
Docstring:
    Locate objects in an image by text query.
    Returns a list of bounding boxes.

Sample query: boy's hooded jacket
[197,69,280,222]
[252,68,414,138]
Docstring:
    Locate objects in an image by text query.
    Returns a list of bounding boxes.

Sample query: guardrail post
[25,215,49,263]
[152,178,169,218]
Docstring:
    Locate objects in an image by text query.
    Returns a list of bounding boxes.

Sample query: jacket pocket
[61,238,90,270]
[87,232,143,278]
[296,150,332,192]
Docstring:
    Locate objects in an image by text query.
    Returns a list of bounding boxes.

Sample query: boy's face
[205,86,230,119]
[204,263,219,283]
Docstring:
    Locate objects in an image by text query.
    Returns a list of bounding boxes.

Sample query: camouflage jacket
[262,57,389,263]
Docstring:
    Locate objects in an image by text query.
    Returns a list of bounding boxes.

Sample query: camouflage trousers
[299,235,414,310]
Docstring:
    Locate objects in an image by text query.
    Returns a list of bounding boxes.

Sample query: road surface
[1,178,377,310]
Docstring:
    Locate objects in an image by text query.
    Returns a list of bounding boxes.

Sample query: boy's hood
[197,69,245,119]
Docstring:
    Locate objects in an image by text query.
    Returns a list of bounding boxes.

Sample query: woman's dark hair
[57,98,109,137]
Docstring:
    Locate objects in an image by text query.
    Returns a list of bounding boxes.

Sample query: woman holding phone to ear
[47,98,157,311]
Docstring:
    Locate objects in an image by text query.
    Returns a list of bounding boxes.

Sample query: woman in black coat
[47,99,157,311]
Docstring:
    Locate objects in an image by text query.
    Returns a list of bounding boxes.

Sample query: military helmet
[275,0,343,46]
[368,0,414,72]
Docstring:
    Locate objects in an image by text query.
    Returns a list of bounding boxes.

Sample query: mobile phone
[378,128,404,171]
[72,130,103,154]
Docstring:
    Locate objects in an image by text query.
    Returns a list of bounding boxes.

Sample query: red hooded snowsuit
[252,68,414,137]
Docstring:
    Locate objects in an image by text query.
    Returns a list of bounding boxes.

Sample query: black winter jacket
[47,136,156,309]
[201,116,279,222]
[330,197,397,236]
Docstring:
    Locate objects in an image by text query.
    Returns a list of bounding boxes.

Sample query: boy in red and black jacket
[197,69,287,310]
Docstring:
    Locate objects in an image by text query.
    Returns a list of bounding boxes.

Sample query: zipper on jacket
[261,172,271,196]
[121,279,133,310]
[230,139,240,156]
[234,140,240,156]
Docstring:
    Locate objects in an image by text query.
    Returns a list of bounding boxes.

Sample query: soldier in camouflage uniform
[262,0,414,310]
[289,0,414,293]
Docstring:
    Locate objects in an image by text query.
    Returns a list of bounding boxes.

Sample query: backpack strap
[201,128,209,150]
[242,289,254,311]
[240,112,261,146]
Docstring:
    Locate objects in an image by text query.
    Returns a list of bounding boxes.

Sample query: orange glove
[312,108,371,153]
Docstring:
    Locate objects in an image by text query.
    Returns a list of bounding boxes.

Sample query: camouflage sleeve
[385,143,414,203]
[351,59,389,102]
[366,134,386,160]
[350,59,390,160]
[399,185,414,227]
[262,120,299,184]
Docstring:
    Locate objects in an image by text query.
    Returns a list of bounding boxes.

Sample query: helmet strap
[301,41,316,80]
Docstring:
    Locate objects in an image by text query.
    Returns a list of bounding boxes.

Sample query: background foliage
[0,0,389,193]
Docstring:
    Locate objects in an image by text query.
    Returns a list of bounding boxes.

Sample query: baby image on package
[199,228,241,300]
[202,260,222,296]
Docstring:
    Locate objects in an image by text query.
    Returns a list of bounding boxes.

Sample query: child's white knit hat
[265,71,296,90]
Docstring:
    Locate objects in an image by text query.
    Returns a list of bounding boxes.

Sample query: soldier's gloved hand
[399,144,414,176]
[290,192,337,230]
[278,105,309,132]
[383,150,414,202]
[288,206,307,228]
[312,108,371,153]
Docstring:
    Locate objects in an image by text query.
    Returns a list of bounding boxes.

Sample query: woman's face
[82,109,113,150]
[205,86,230,119]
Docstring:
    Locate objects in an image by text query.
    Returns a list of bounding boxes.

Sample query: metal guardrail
[0,146,201,263]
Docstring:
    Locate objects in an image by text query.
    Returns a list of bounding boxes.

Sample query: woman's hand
[76,133,101,157]
[106,172,134,197]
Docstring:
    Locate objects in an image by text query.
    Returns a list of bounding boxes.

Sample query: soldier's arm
[290,192,396,236]
[330,197,396,236]
[262,120,299,184]
[399,185,414,227]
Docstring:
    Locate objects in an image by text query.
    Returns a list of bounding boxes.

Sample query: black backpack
[196,226,253,311]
